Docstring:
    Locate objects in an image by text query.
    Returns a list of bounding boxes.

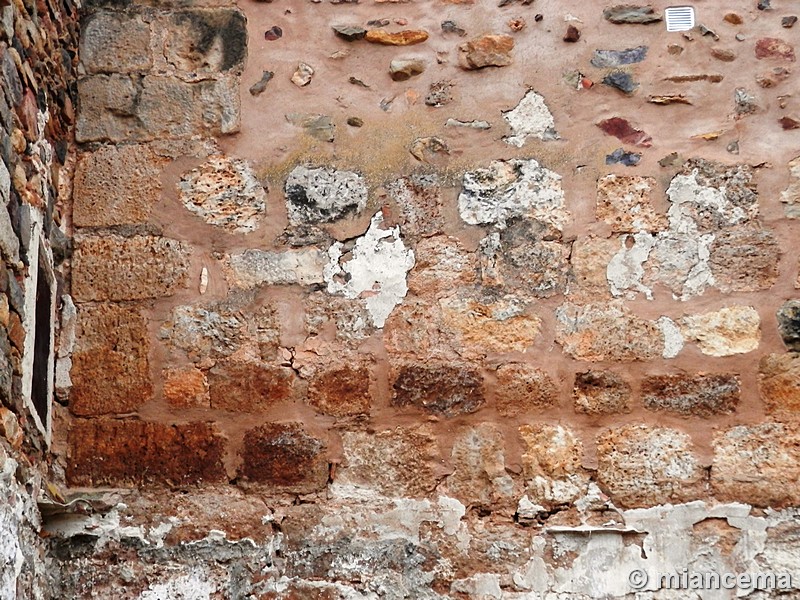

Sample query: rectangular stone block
[642,373,740,416]
[759,353,800,417]
[238,423,327,494]
[80,12,153,74]
[159,9,247,76]
[70,303,152,416]
[76,74,240,143]
[73,144,164,227]
[391,362,485,417]
[208,359,295,412]
[72,235,190,302]
[67,419,227,487]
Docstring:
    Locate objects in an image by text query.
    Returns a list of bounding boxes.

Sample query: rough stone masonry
[2,0,800,598]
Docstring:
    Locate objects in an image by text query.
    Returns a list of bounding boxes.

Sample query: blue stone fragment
[591,46,648,68]
[605,148,642,166]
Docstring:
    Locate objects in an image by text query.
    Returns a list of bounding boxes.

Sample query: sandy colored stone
[759,353,800,417]
[642,373,740,417]
[494,364,557,416]
[208,359,294,412]
[68,419,226,487]
[80,11,152,74]
[781,156,800,218]
[385,175,445,238]
[555,302,664,362]
[708,226,779,292]
[519,424,586,506]
[596,174,665,233]
[161,9,247,76]
[573,371,631,415]
[391,362,484,417]
[73,144,164,227]
[335,426,439,497]
[440,293,541,358]
[446,423,516,509]
[407,235,476,297]
[568,236,618,299]
[160,303,245,362]
[597,425,705,508]
[680,305,761,357]
[0,407,23,448]
[70,303,152,416]
[238,423,327,494]
[712,422,800,507]
[72,235,190,302]
[162,367,210,408]
[364,29,429,46]
[178,156,266,233]
[307,365,371,417]
[458,34,514,69]
[224,248,326,288]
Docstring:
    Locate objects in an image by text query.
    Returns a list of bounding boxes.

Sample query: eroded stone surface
[324,212,414,328]
[458,34,514,69]
[759,353,800,416]
[597,425,704,507]
[708,226,779,292]
[680,305,761,356]
[208,359,294,412]
[781,156,800,218]
[391,362,484,417]
[80,12,152,74]
[520,424,586,507]
[573,371,631,414]
[285,165,367,225]
[502,90,558,147]
[458,159,568,230]
[224,248,326,288]
[178,156,266,233]
[307,364,371,417]
[642,373,740,417]
[596,174,664,233]
[447,423,515,509]
[778,300,800,351]
[494,364,557,416]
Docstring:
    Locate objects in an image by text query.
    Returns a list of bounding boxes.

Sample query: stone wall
[0,0,79,596]
[50,0,800,598]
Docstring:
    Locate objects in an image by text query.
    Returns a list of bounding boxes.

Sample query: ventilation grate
[665,6,696,32]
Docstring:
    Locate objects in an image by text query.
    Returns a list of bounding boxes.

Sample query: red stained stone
[755,37,796,61]
[780,116,800,130]
[597,117,652,147]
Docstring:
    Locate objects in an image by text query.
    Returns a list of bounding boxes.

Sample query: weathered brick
[73,144,164,227]
[494,363,557,416]
[708,226,780,292]
[597,425,705,508]
[573,371,631,414]
[555,302,664,362]
[596,174,665,233]
[759,353,800,417]
[391,362,484,417]
[642,373,740,417]
[334,426,440,497]
[307,365,371,417]
[68,419,226,487]
[80,12,152,74]
[208,359,294,412]
[712,423,800,507]
[76,74,240,143]
[72,235,190,302]
[163,367,210,409]
[70,303,152,416]
[446,423,516,509]
[239,423,328,494]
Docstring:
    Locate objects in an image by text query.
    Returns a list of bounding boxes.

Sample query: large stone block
[597,425,705,507]
[161,9,247,76]
[334,426,440,497]
[680,305,761,357]
[68,419,226,487]
[307,365,371,417]
[406,235,476,298]
[238,423,328,494]
[76,75,240,142]
[708,226,780,292]
[73,144,164,227]
[162,366,210,408]
[573,370,631,414]
[777,300,800,351]
[80,11,152,74]
[70,303,152,416]
[208,359,295,412]
[72,235,190,301]
[284,165,367,225]
[391,362,484,417]
[758,353,800,417]
[712,423,800,507]
[519,424,586,507]
[494,363,557,416]
[223,249,326,288]
[642,373,740,417]
[596,174,665,233]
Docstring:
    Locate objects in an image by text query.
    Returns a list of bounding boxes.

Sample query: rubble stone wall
[52,0,800,598]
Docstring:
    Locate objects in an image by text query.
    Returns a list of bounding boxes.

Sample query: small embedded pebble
[736,33,746,41]
[758,0,771,10]
[563,24,580,42]
[291,62,314,87]
[535,14,544,22]
[508,18,526,32]
[782,16,798,28]
[249,71,274,96]
[264,26,282,41]
[724,13,743,24]
[442,20,466,36]
[333,25,367,41]
[347,117,364,127]
[367,19,390,27]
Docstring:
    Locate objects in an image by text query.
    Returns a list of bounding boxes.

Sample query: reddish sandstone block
[238,423,328,494]
[391,362,485,417]
[642,373,740,417]
[67,419,226,487]
[163,367,209,408]
[307,365,371,417]
[758,353,800,417]
[208,359,294,412]
[494,364,557,416]
[70,303,152,416]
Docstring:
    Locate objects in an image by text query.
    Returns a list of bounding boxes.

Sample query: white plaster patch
[324,212,415,328]
[666,171,749,234]
[138,571,215,600]
[502,89,559,147]
[178,157,266,233]
[657,316,684,358]
[607,232,656,299]
[458,159,569,230]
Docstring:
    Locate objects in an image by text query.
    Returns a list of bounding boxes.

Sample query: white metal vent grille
[665,6,695,31]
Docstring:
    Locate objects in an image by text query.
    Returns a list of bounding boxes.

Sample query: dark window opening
[31,257,52,427]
